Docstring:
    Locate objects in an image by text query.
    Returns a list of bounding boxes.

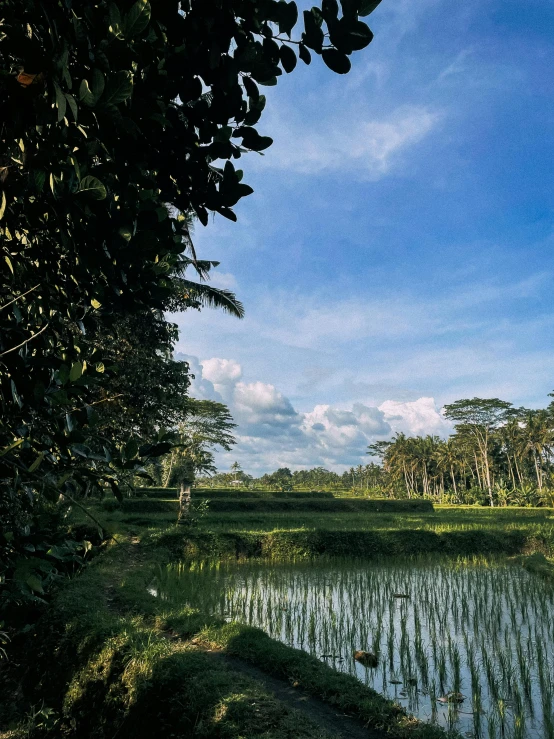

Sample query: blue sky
[171,0,554,475]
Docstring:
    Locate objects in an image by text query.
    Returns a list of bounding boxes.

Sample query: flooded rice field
[154,557,554,738]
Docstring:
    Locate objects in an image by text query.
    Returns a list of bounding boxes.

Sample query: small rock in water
[353,650,379,668]
[437,692,465,704]
[390,679,402,685]
[393,593,410,599]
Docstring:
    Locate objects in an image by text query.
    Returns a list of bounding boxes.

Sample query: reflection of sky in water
[160,559,554,739]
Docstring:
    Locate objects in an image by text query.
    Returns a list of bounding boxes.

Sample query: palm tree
[384,433,416,498]
[434,439,460,500]
[168,212,245,318]
[499,419,525,490]
[230,461,242,483]
[355,464,364,490]
[520,410,554,492]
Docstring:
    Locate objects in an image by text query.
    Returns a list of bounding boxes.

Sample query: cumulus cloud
[181,356,451,473]
[202,357,243,385]
[300,403,391,466]
[379,397,452,437]
[179,354,222,402]
[233,381,301,438]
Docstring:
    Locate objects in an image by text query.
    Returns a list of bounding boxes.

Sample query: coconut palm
[520,410,554,492]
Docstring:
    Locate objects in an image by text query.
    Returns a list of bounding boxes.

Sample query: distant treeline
[196,464,383,492]
[372,395,554,507]
[198,395,554,507]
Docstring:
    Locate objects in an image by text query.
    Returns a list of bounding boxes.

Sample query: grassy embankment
[4,489,554,738]
[102,487,554,560]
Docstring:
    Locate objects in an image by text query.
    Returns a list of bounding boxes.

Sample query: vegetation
[2,3,552,739]
[4,484,554,737]
[0,0,381,618]
[373,396,554,506]
[157,557,554,739]
[198,464,384,491]
[198,394,554,506]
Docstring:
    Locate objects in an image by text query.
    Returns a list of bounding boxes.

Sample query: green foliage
[520,552,554,581]
[371,394,554,505]
[0,496,94,620]
[0,0,380,618]
[162,526,531,562]
[161,400,238,488]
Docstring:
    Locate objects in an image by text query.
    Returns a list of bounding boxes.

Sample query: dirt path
[117,542,388,738]
[188,644,388,739]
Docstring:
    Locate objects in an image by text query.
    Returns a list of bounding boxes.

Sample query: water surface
[156,557,554,738]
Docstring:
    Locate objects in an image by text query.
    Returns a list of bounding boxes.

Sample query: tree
[434,438,460,501]
[1,0,381,405]
[367,440,392,461]
[230,461,243,483]
[1,0,382,610]
[261,467,293,489]
[443,398,516,506]
[520,410,553,492]
[161,400,237,521]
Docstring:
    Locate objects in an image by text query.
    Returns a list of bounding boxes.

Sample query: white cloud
[181,357,444,473]
[202,357,243,385]
[233,381,300,438]
[265,105,440,178]
[171,267,554,416]
[179,354,222,402]
[379,397,452,437]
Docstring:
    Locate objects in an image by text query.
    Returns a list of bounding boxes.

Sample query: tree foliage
[162,400,237,487]
[0,0,382,615]
[371,396,554,506]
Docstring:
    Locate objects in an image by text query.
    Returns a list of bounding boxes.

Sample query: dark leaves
[322,48,351,74]
[358,0,383,16]
[101,71,133,107]
[279,44,297,73]
[234,126,273,151]
[299,43,312,65]
[302,9,324,52]
[277,1,298,35]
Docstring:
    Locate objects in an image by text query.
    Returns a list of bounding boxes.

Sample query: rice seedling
[154,555,554,738]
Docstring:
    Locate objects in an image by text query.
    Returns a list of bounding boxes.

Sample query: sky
[170,0,554,475]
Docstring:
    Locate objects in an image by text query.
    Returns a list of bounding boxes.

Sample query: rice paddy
[155,556,554,739]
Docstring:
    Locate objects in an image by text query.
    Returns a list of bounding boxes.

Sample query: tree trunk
[507,456,516,490]
[178,480,192,523]
[534,451,543,491]
[514,455,523,486]
[450,466,457,498]
[164,450,175,488]
[482,450,494,507]
[473,452,482,490]
[403,463,411,498]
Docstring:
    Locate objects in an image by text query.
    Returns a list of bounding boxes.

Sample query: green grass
[27,492,551,738]
[198,505,554,533]
[13,535,459,739]
[75,497,554,557]
[118,496,434,514]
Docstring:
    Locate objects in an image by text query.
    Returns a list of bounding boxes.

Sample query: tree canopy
[370,395,554,506]
[0,0,383,613]
[1,0,382,485]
